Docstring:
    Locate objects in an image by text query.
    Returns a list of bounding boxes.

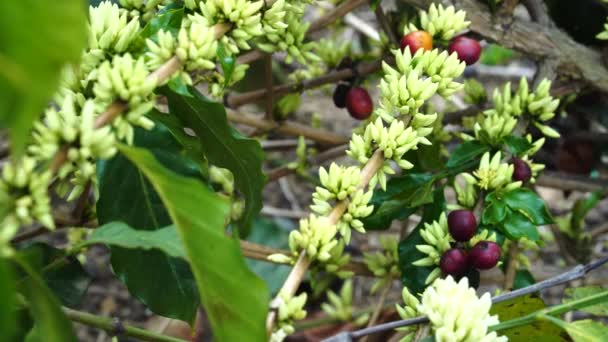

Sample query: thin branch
[308,0,369,34]
[361,279,393,342]
[227,110,348,146]
[374,4,399,46]
[266,150,386,333]
[503,242,519,290]
[225,59,384,108]
[322,255,608,341]
[536,171,608,192]
[64,307,188,342]
[266,143,348,183]
[264,53,274,121]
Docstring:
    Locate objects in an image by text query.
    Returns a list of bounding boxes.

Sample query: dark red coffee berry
[440,248,469,277]
[345,87,373,120]
[512,158,532,182]
[400,31,433,53]
[448,36,482,65]
[333,84,351,108]
[447,210,477,242]
[469,241,501,270]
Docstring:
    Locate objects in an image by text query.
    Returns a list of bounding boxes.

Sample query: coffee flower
[364,236,400,293]
[418,276,507,342]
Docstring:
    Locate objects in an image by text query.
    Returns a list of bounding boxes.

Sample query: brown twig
[225,59,383,108]
[374,4,399,46]
[503,242,519,291]
[227,110,348,146]
[362,279,393,342]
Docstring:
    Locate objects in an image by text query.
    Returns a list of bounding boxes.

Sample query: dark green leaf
[119,144,269,341]
[564,287,608,316]
[146,109,205,165]
[362,173,433,230]
[504,188,553,225]
[482,197,508,225]
[0,0,87,153]
[79,222,186,259]
[502,210,540,241]
[514,269,536,290]
[162,86,266,236]
[446,141,489,169]
[490,295,565,341]
[398,188,445,294]
[503,135,534,157]
[15,257,77,342]
[246,217,292,294]
[132,4,184,52]
[0,259,16,341]
[97,124,201,322]
[16,243,91,308]
[217,43,236,86]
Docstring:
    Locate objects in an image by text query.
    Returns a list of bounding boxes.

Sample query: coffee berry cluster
[414,211,500,285]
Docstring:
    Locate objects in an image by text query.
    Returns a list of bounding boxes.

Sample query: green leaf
[0,258,16,341]
[162,86,266,236]
[79,222,186,259]
[502,209,540,241]
[97,124,201,322]
[570,192,602,234]
[543,317,608,342]
[564,287,608,316]
[15,256,77,342]
[482,195,508,225]
[480,43,515,65]
[0,0,87,153]
[513,269,536,290]
[16,243,91,308]
[217,43,236,87]
[119,144,269,341]
[398,188,445,294]
[446,141,489,169]
[504,188,553,225]
[362,173,433,230]
[246,217,292,294]
[131,3,184,52]
[490,295,565,341]
[503,135,534,157]
[145,109,205,165]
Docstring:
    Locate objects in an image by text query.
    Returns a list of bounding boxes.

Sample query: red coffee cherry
[447,210,477,242]
[345,87,373,120]
[448,36,482,65]
[400,31,433,53]
[469,241,501,270]
[333,84,351,108]
[440,248,469,277]
[512,158,532,183]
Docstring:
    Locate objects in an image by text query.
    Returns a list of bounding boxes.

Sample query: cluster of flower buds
[259,0,318,65]
[0,158,54,252]
[271,291,307,341]
[321,280,370,325]
[463,151,522,192]
[310,164,373,243]
[483,77,560,138]
[269,214,338,264]
[414,211,500,284]
[403,4,470,41]
[364,236,400,293]
[347,118,422,190]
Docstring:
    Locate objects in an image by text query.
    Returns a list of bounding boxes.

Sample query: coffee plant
[1,0,608,341]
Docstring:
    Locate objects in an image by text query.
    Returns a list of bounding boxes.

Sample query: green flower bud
[89,1,142,53]
[93,53,157,144]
